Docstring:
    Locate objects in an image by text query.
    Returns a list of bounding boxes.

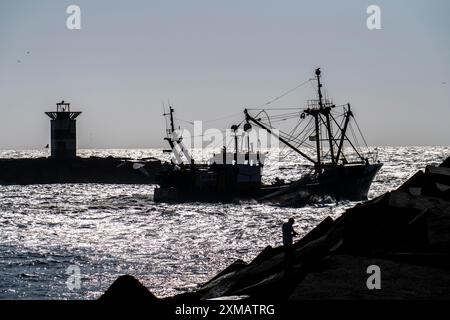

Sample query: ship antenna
[162,103,194,165]
[169,106,175,134]
[315,68,336,165]
[315,68,324,109]
[162,101,170,138]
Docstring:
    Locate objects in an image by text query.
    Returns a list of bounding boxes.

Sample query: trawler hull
[153,163,382,204]
[259,163,383,205]
[153,163,265,203]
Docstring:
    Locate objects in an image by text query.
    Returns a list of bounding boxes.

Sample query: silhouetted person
[282,218,298,270]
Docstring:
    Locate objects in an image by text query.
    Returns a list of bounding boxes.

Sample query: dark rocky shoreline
[0,157,165,184]
[100,156,450,302]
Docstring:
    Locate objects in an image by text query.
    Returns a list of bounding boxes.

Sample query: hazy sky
[0,0,449,149]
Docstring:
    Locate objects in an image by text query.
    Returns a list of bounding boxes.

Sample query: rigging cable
[353,116,370,149]
[254,78,313,108]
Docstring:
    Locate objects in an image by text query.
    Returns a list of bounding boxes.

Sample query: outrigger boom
[244,109,317,165]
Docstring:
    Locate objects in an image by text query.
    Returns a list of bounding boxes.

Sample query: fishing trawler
[153,68,382,205]
[153,105,267,202]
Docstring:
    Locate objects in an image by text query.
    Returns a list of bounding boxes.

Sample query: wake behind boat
[154,68,382,205]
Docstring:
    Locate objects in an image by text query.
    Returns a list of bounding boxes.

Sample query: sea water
[0,146,448,299]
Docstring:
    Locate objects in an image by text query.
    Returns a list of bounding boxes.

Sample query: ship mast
[315,68,335,165]
[163,106,194,164]
[164,106,178,145]
[336,103,352,162]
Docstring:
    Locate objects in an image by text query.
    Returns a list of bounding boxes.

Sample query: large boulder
[289,254,450,300]
[440,156,450,168]
[99,275,158,303]
[205,259,247,284]
[341,192,428,254]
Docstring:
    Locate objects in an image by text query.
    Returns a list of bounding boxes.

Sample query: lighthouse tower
[45,100,82,160]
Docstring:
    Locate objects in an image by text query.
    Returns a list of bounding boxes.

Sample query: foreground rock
[290,254,450,300]
[101,156,450,300]
[99,275,158,303]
